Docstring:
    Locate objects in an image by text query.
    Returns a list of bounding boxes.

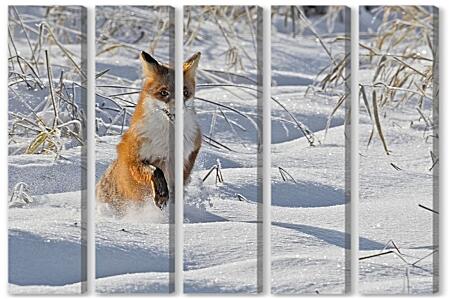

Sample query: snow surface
[358,70,436,294]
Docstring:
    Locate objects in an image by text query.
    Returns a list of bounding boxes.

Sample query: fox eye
[159,90,169,97]
[183,87,190,98]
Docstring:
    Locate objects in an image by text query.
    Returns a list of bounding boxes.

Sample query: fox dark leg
[152,167,169,209]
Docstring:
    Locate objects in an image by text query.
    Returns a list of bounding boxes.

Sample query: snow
[8,191,86,293]
[358,109,435,294]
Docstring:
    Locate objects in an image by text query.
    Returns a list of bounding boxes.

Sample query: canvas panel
[358,6,439,294]
[183,5,263,293]
[95,6,175,293]
[271,5,351,294]
[8,5,87,294]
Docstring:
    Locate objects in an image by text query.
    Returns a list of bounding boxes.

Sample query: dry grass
[360,6,438,155]
[8,6,86,157]
[272,6,351,145]
[184,6,259,71]
[96,6,174,57]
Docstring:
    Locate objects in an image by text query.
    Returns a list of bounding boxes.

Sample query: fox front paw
[153,167,169,209]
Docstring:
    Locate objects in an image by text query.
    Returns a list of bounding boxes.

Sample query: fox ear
[140,51,161,77]
[183,52,201,77]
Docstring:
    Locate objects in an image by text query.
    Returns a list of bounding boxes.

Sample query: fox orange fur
[96,51,202,214]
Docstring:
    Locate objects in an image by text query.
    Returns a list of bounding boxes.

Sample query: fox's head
[140,51,201,107]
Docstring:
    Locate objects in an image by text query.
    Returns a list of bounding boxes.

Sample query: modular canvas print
[5,4,440,295]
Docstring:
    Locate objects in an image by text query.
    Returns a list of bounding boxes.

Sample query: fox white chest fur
[136,98,200,165]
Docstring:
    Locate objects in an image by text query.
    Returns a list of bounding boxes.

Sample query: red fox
[96,51,202,214]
